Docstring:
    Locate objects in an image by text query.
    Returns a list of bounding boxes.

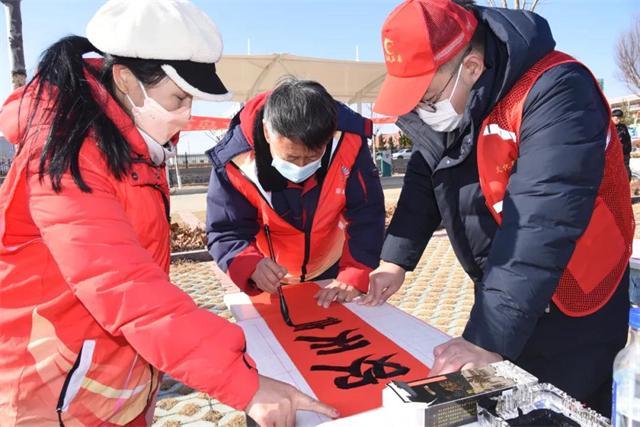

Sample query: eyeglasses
[420,46,472,113]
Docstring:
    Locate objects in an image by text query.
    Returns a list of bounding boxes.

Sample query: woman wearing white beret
[0,0,338,425]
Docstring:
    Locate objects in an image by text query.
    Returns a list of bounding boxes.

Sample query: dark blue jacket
[206,97,384,293]
[381,6,623,361]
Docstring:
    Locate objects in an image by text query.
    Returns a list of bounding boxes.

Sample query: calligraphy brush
[263,225,342,331]
[264,225,294,326]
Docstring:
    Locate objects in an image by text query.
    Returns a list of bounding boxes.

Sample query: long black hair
[21,35,167,192]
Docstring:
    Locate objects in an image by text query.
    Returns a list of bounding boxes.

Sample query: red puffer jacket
[0,67,258,426]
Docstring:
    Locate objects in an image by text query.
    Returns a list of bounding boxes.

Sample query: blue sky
[0,0,638,152]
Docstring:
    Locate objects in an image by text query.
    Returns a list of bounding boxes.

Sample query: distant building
[0,135,14,176]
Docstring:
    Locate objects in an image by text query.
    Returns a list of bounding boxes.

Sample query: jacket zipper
[153,184,171,223]
[130,158,170,224]
[300,134,346,281]
[300,224,311,282]
[56,346,85,427]
[145,364,155,409]
[231,163,311,279]
[230,133,345,282]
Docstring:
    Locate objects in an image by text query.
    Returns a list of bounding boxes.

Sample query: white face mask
[271,153,324,183]
[127,81,191,165]
[264,119,325,183]
[416,63,464,133]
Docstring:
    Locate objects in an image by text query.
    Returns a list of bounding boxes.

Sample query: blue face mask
[271,153,323,183]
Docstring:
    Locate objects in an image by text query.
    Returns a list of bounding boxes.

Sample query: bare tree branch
[530,0,541,12]
[1,0,26,89]
[616,19,640,97]
[486,0,539,11]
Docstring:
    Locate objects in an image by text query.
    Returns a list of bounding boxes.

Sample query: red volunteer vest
[226,131,361,283]
[477,51,634,317]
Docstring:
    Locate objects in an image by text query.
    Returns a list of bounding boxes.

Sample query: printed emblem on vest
[482,123,516,142]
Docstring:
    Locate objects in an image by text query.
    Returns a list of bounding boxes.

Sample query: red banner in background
[250,283,429,417]
[184,116,231,131]
[184,116,397,132]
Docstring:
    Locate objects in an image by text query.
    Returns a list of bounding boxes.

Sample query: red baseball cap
[373,0,478,117]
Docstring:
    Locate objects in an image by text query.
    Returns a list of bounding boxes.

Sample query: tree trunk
[1,0,26,90]
[616,20,640,96]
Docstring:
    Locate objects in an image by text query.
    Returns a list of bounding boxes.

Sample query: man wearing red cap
[365,0,633,415]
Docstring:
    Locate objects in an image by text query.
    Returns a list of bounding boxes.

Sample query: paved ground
[170,176,404,213]
[171,180,404,230]
[170,192,208,216]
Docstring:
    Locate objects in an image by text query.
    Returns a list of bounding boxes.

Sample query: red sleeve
[227,244,264,296]
[337,241,372,293]
[28,150,259,410]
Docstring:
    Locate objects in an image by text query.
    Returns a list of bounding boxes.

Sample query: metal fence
[0,157,11,177]
[0,137,14,182]
[173,153,211,168]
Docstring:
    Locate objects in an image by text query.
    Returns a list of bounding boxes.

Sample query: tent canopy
[216,54,387,104]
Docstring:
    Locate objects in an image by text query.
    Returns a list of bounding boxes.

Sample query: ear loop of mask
[419,55,466,112]
[125,80,149,109]
[446,45,473,104]
[447,61,464,103]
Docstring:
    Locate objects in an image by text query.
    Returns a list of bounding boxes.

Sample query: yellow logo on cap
[383,38,403,64]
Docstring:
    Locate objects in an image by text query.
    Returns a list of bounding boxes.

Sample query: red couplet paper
[249,283,430,416]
